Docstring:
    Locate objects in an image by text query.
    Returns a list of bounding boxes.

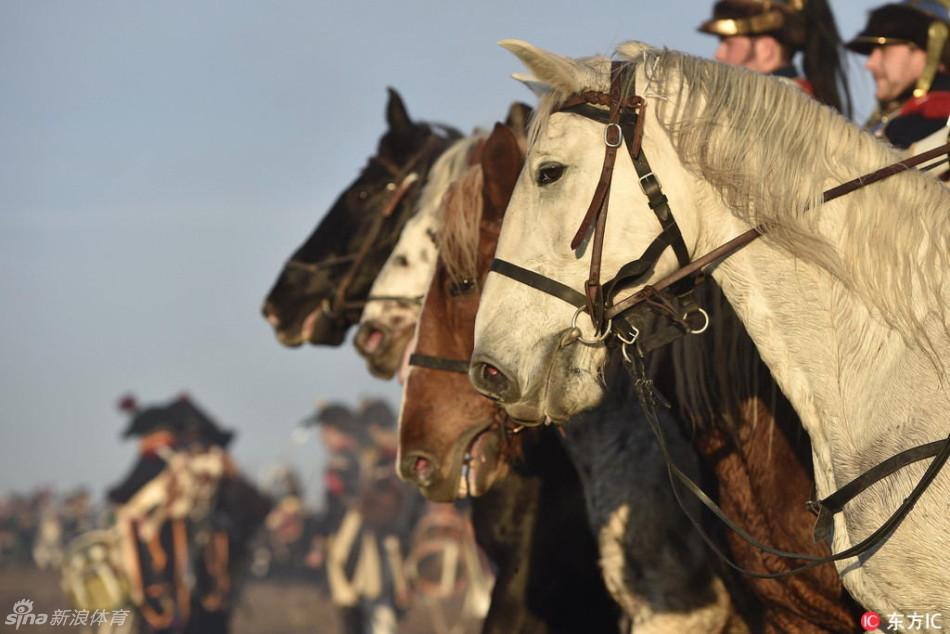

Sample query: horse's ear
[499,39,598,95]
[512,73,551,99]
[482,122,523,223]
[503,102,533,139]
[385,87,415,135]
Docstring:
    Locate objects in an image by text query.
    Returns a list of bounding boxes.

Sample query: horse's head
[353,133,486,378]
[262,88,458,347]
[398,121,525,502]
[471,40,711,425]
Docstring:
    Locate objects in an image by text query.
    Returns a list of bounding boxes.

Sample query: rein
[488,60,950,578]
[605,141,950,322]
[409,353,470,374]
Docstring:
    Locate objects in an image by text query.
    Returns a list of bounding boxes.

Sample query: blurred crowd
[1,393,489,634]
[0,487,99,570]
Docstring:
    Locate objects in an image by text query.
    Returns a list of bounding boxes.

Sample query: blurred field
[0,565,481,634]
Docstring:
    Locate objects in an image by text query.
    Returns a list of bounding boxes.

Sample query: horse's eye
[393,254,409,267]
[358,190,369,200]
[537,164,565,185]
[450,278,477,296]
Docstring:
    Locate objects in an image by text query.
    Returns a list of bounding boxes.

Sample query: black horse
[262,88,460,347]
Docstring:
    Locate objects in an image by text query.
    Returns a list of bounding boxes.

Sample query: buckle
[604,123,623,148]
[638,171,661,194]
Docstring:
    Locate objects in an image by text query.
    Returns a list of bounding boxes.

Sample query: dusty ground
[0,565,482,634]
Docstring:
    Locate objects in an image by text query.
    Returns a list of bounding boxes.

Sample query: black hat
[846,3,948,54]
[698,0,808,49]
[356,398,396,430]
[167,396,235,448]
[120,404,179,438]
[303,401,370,442]
[119,393,235,447]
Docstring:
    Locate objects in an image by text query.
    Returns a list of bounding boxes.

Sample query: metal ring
[621,342,635,365]
[687,308,710,335]
[571,306,612,344]
[604,123,623,148]
[616,325,640,346]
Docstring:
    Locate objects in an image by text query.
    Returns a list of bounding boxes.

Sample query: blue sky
[1,0,880,502]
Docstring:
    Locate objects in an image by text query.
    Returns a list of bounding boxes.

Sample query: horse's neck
[709,234,923,480]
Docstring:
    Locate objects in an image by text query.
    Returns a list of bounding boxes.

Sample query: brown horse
[399,122,747,631]
[397,122,623,634]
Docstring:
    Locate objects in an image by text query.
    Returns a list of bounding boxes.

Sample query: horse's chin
[274,328,305,348]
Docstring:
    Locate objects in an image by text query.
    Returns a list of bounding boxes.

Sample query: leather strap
[625,352,950,579]
[408,353,470,374]
[809,436,950,544]
[489,259,587,308]
[606,142,950,321]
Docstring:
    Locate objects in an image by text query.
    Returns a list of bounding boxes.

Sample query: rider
[108,393,267,634]
[108,395,190,633]
[845,0,950,154]
[305,399,413,634]
[698,0,852,115]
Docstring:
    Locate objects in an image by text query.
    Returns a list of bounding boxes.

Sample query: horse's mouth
[299,307,322,343]
[355,323,415,379]
[456,426,508,498]
[287,306,348,346]
[503,395,566,427]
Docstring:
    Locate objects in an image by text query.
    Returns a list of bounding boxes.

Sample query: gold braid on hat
[699,0,806,39]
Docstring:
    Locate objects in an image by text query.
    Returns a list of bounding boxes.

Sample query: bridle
[487,57,950,578]
[491,60,707,355]
[284,133,450,322]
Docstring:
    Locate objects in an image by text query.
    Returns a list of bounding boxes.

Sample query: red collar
[899,90,950,118]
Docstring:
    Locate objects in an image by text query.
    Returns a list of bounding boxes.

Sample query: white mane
[646,50,950,345]
[364,131,486,307]
[411,132,486,237]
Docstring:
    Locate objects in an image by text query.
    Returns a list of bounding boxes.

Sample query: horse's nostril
[262,302,279,323]
[469,360,520,404]
[401,452,436,488]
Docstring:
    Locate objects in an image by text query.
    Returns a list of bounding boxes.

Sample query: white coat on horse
[470,39,950,619]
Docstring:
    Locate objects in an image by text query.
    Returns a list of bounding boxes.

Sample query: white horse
[471,40,950,619]
[353,132,486,379]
